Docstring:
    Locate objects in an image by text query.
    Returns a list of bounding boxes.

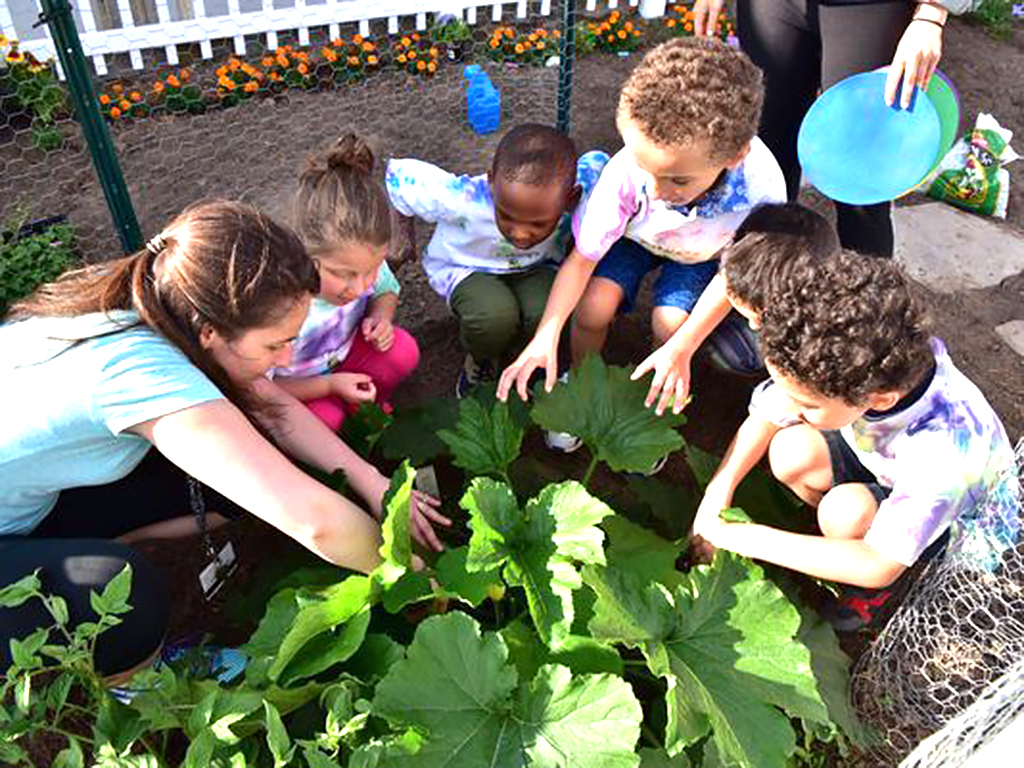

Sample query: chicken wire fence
[852,438,1024,767]
[3,0,677,262]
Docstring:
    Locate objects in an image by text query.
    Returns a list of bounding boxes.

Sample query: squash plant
[1,357,862,766]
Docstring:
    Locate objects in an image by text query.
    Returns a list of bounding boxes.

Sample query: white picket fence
[0,0,665,78]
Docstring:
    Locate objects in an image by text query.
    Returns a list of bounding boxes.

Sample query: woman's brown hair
[293,132,392,256]
[9,199,319,417]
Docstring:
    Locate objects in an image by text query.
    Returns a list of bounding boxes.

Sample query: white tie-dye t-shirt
[386,151,609,302]
[571,137,785,264]
[750,338,1019,567]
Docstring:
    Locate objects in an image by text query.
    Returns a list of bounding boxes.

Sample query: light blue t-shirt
[0,311,224,536]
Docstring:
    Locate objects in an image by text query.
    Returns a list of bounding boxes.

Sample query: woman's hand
[362,316,395,352]
[693,0,726,37]
[631,340,693,416]
[365,470,451,552]
[886,7,946,108]
[331,372,377,405]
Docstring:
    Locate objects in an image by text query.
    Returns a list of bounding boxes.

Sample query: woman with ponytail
[0,200,446,681]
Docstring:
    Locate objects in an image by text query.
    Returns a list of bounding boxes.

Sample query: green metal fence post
[38,0,142,254]
[556,0,576,134]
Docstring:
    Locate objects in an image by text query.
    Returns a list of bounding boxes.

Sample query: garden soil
[4,18,1023,766]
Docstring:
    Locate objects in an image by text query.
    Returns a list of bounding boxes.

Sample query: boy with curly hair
[499,38,786,442]
[695,251,1017,630]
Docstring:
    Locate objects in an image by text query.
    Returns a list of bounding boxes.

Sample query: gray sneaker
[456,353,495,399]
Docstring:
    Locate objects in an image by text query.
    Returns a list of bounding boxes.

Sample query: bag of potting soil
[926,113,1018,218]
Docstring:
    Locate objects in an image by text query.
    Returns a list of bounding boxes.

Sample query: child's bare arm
[276,375,334,401]
[367,292,398,323]
[632,273,733,414]
[706,524,908,588]
[363,292,399,351]
[497,247,598,401]
[277,373,377,404]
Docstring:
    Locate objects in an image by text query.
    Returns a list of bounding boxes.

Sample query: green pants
[449,268,556,364]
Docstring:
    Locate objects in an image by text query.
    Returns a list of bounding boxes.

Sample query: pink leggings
[304,327,420,432]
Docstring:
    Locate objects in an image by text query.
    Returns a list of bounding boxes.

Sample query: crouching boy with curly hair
[694,250,1017,631]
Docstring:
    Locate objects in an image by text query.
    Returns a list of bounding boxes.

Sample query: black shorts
[823,430,891,505]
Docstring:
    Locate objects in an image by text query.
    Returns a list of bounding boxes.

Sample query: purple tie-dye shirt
[751,338,1019,567]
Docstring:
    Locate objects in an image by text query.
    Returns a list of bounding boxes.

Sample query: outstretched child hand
[497,329,560,402]
[362,316,395,352]
[331,372,377,405]
[632,338,693,416]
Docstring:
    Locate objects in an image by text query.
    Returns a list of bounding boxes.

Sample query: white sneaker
[544,372,582,453]
[545,429,583,453]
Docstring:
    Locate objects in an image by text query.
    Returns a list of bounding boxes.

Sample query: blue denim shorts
[592,237,719,313]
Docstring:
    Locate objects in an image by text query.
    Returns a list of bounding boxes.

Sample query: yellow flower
[5,47,25,64]
[397,54,407,64]
[528,34,537,42]
[367,55,378,65]
[244,80,258,92]
[514,43,524,54]
[429,47,438,58]
[427,61,436,73]
[401,36,411,47]
[489,39,499,49]
[617,30,627,39]
[0,34,9,48]
[537,41,545,50]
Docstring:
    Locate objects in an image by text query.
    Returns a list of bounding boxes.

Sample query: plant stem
[47,725,94,746]
[641,722,663,750]
[581,453,599,489]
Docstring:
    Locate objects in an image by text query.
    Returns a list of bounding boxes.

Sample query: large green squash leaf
[375,461,416,588]
[531,355,685,475]
[438,397,524,479]
[372,613,641,768]
[463,479,612,646]
[602,515,684,592]
[585,553,830,768]
[378,398,460,465]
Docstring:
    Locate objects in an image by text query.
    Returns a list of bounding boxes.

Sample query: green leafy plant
[968,0,1013,40]
[1,40,68,151]
[2,357,864,765]
[0,220,77,314]
[532,353,686,484]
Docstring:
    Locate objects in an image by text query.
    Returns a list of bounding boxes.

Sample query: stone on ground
[894,203,1024,292]
[995,321,1024,358]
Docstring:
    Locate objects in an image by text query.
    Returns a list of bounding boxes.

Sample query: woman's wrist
[912,2,949,25]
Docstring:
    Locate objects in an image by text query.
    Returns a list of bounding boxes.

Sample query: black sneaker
[456,353,495,399]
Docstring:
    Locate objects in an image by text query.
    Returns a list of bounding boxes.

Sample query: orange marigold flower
[362,41,374,52]
[624,21,633,31]
[537,41,545,50]
[262,55,275,67]
[295,51,308,62]
[666,18,677,27]
[528,33,537,41]
[429,47,438,58]
[166,75,180,88]
[119,99,131,110]
[514,43,524,54]
[397,54,407,64]
[416,60,426,71]
[367,55,378,65]
[216,65,228,77]
[427,61,436,72]
[504,28,513,38]
[353,34,364,44]
[552,29,561,37]
[607,35,615,42]
[224,79,237,90]
[332,38,344,47]
[412,33,420,41]
[269,71,281,81]
[276,55,289,67]
[408,50,417,59]
[283,45,293,53]
[218,74,232,87]
[297,62,308,74]
[490,39,499,48]
[348,55,360,66]
[228,58,240,70]
[617,29,627,38]
[684,10,694,20]
[110,106,121,118]
[153,81,165,93]
[537,29,548,37]
[633,30,640,36]
[112,82,124,94]
[99,94,111,105]
[684,22,693,31]
[244,80,258,92]
[599,23,610,32]
[401,36,411,47]
[180,68,191,81]
[130,91,142,102]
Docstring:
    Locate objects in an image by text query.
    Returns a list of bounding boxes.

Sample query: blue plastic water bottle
[464,65,500,135]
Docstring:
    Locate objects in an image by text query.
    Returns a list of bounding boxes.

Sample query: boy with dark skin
[386,124,607,396]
